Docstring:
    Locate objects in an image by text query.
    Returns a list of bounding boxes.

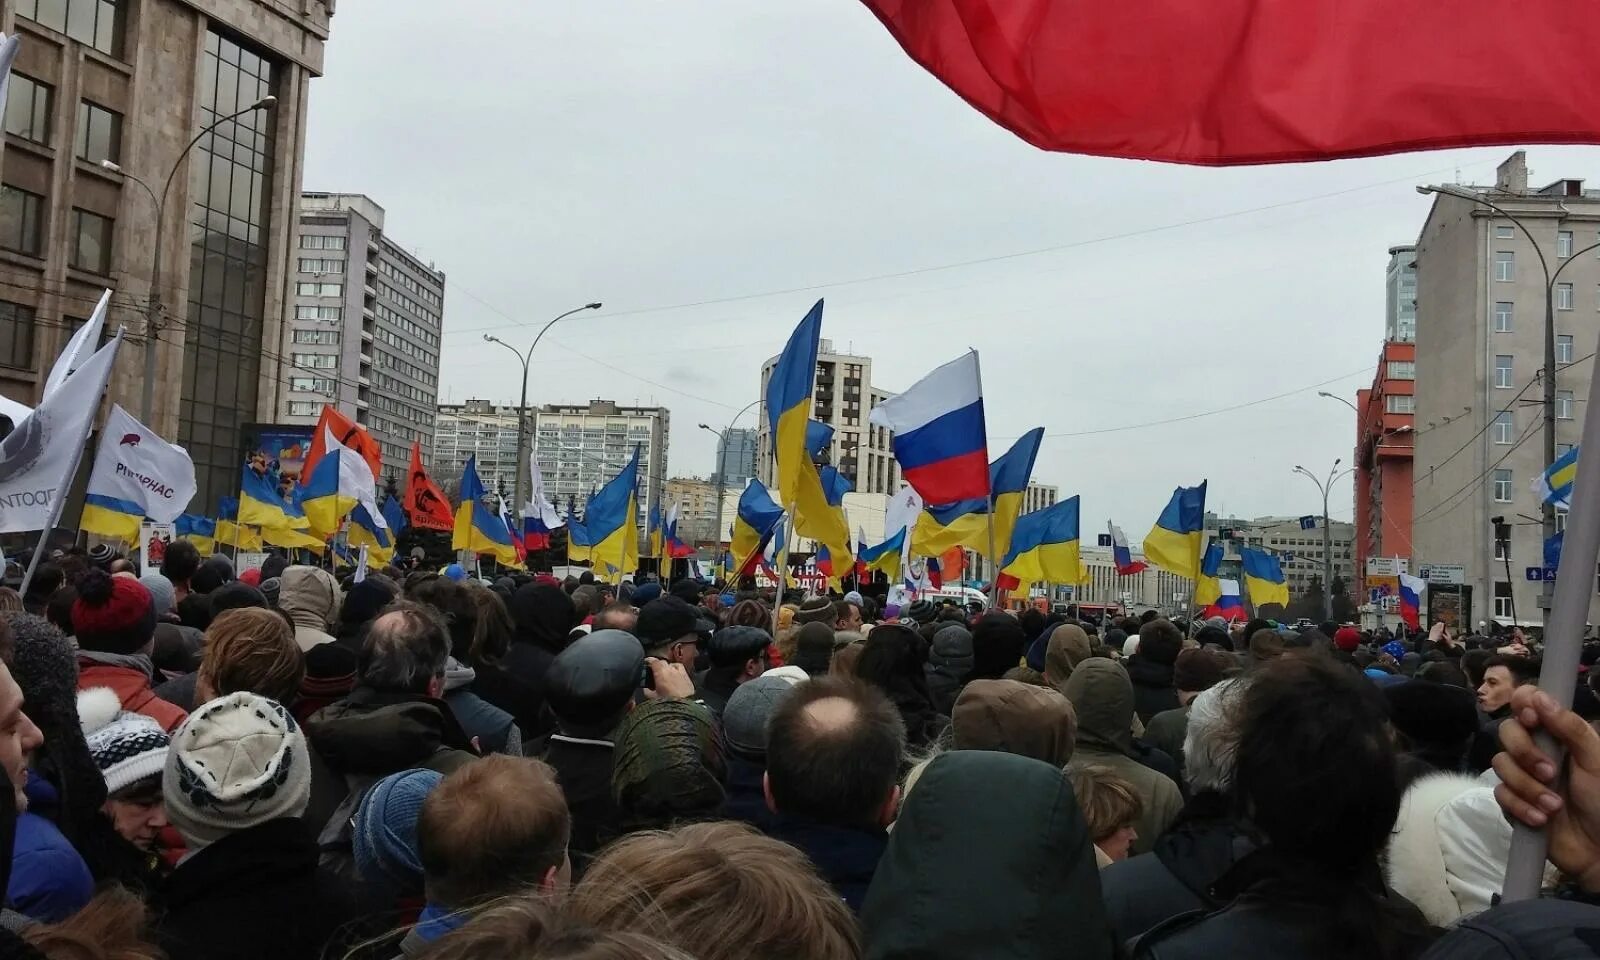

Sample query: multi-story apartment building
[1411,151,1600,626]
[1354,246,1418,594]
[432,399,518,494]
[282,192,443,481]
[0,0,334,511]
[532,400,668,535]
[757,339,902,495]
[1022,482,1059,515]
[663,476,719,546]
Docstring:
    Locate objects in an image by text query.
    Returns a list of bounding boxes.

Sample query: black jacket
[156,818,357,960]
[1100,792,1253,946]
[766,815,887,914]
[541,734,618,863]
[721,755,779,833]
[467,661,545,739]
[1127,656,1182,726]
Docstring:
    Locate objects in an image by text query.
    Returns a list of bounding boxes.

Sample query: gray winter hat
[163,692,311,850]
[721,672,805,761]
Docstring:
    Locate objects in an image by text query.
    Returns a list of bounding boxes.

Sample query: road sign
[1525,566,1558,582]
[1096,533,1112,547]
[1366,557,1408,576]
[1418,564,1465,585]
[1300,515,1317,530]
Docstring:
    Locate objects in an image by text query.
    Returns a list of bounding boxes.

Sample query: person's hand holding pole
[1494,684,1600,892]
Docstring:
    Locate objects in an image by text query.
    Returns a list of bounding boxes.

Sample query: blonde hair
[198,607,304,704]
[569,821,860,960]
[1066,764,1143,843]
[419,756,571,909]
[24,886,163,960]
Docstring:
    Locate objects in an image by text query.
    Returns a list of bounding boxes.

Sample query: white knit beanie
[77,687,170,796]
[162,692,311,849]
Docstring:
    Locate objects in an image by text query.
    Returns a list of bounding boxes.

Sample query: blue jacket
[765,815,886,913]
[8,776,92,922]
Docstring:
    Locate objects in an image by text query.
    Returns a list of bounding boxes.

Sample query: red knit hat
[71,569,157,655]
[1333,626,1363,652]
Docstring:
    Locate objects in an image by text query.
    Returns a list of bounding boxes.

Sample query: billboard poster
[1427,583,1472,634]
[243,423,316,486]
[140,521,175,579]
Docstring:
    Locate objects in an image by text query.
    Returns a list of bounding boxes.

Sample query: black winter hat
[545,629,645,728]
[707,625,772,670]
[1384,680,1478,748]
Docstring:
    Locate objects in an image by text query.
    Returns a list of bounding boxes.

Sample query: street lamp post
[483,303,603,512]
[699,398,763,551]
[1293,460,1354,621]
[1416,184,1600,617]
[103,95,277,425]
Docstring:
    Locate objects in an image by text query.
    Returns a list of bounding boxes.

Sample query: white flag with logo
[0,333,121,533]
[86,404,196,524]
[44,289,110,399]
[884,483,924,571]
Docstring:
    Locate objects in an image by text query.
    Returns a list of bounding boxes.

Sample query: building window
[1385,394,1414,414]
[68,208,112,274]
[1557,283,1574,311]
[73,100,121,164]
[297,257,344,274]
[291,353,337,369]
[1494,354,1513,388]
[0,301,36,369]
[1492,411,1514,444]
[0,186,44,256]
[16,0,122,57]
[1495,528,1511,560]
[300,234,346,250]
[1386,360,1415,380]
[1559,389,1575,419]
[1494,468,1513,502]
[296,281,342,297]
[1495,251,1515,282]
[286,401,321,417]
[3,74,52,145]
[295,305,341,321]
[1559,334,1575,364]
[291,329,339,345]
[1559,230,1574,258]
[1496,225,1515,240]
[1494,301,1513,332]
[1494,582,1514,618]
[289,376,335,393]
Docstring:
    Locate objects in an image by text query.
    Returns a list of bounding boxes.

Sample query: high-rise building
[281,193,444,482]
[663,476,719,546]
[432,399,519,495]
[1205,514,1356,597]
[533,400,669,536]
[1411,151,1600,626]
[757,339,902,495]
[1354,245,1418,596]
[1022,482,1059,515]
[714,427,756,486]
[0,1,334,513]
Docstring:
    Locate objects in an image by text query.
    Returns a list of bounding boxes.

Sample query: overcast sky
[301,0,1599,533]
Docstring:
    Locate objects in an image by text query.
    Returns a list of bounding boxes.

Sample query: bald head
[360,599,451,695]
[764,677,905,828]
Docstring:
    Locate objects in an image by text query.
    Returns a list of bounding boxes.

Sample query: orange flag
[405,441,454,532]
[302,405,384,484]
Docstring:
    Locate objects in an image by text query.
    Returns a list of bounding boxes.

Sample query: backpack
[1419,898,1600,959]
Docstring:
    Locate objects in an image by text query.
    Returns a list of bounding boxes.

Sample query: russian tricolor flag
[868,351,989,506]
[1108,522,1148,575]
[1398,572,1426,630]
[1201,579,1245,621]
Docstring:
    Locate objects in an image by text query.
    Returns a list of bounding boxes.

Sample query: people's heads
[706,625,772,683]
[1183,677,1247,795]
[402,894,698,960]
[277,565,343,634]
[1333,626,1363,653]
[570,821,860,960]
[208,580,267,620]
[353,768,444,900]
[464,582,513,665]
[190,555,235,595]
[359,600,451,697]
[1067,764,1143,863]
[570,585,601,622]
[338,577,397,637]
[791,621,839,677]
[77,687,169,850]
[1061,657,1136,753]
[1044,623,1092,688]
[1461,648,1493,689]
[635,597,706,666]
[159,540,201,586]
[544,630,645,738]
[0,660,40,813]
[726,598,769,630]
[722,672,805,763]
[43,585,76,635]
[70,569,156,656]
[970,611,1028,680]
[611,699,726,830]
[1416,659,1470,688]
[764,676,905,829]
[836,600,863,633]
[1173,646,1233,697]
[195,607,305,706]
[162,692,311,850]
[794,595,839,629]
[3,612,98,818]
[1478,654,1540,713]
[136,574,175,620]
[1136,618,1183,667]
[951,679,1076,767]
[1248,627,1285,663]
[592,601,638,634]
[1383,679,1479,775]
[419,756,572,907]
[1233,655,1398,872]
[410,574,480,662]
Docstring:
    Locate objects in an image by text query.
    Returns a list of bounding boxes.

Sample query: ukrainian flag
[1193,541,1224,609]
[647,501,665,560]
[731,478,785,575]
[1142,481,1207,580]
[998,495,1080,586]
[80,494,144,544]
[238,462,290,528]
[568,446,640,575]
[214,497,263,551]
[452,455,520,566]
[1538,444,1579,509]
[348,502,394,565]
[1240,547,1290,609]
[300,429,376,538]
[857,527,906,580]
[913,427,1044,559]
[175,514,216,556]
[767,300,854,578]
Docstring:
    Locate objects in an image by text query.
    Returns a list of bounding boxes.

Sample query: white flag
[883,483,924,570]
[43,289,110,399]
[86,404,196,523]
[0,334,121,533]
[527,457,564,530]
[353,544,369,584]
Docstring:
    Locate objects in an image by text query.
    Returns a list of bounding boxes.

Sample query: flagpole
[985,495,999,608]
[773,509,792,637]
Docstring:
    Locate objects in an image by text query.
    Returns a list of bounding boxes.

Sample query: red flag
[405,442,454,532]
[302,405,383,483]
[857,1,1600,165]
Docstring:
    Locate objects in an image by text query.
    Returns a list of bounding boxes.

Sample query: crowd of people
[0,542,1597,958]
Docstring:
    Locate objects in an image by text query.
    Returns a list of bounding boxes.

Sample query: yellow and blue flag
[301,427,379,538]
[857,526,906,580]
[731,478,785,576]
[80,493,144,543]
[1193,541,1224,609]
[647,501,665,560]
[174,514,216,556]
[1537,444,1579,509]
[237,461,289,529]
[261,488,326,551]
[913,427,1044,559]
[213,497,263,551]
[452,455,520,565]
[996,495,1080,588]
[569,446,640,575]
[348,502,394,565]
[1240,547,1290,609]
[1143,481,1207,580]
